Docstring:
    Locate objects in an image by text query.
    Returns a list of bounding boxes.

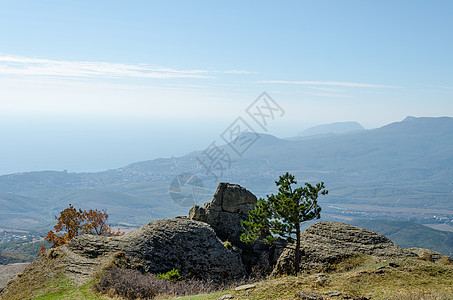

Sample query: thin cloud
[305,86,343,92]
[221,70,257,74]
[304,91,354,98]
[259,80,399,88]
[0,54,214,79]
[428,85,453,91]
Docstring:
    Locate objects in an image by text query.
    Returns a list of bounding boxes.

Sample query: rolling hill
[0,116,452,247]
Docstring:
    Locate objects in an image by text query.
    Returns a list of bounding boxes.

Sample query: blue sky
[1,1,453,173]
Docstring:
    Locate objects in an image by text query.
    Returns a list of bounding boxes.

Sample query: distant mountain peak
[298,121,365,137]
[402,116,418,122]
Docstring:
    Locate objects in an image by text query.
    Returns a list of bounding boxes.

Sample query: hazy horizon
[1,1,453,174]
[0,115,441,176]
[0,116,373,175]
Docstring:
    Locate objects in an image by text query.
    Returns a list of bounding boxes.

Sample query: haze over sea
[1,1,453,176]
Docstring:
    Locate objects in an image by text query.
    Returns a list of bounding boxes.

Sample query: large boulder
[189,182,257,246]
[4,217,246,294]
[69,217,246,280]
[273,221,416,274]
[189,183,284,271]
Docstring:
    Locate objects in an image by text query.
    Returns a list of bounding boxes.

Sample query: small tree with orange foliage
[40,204,123,255]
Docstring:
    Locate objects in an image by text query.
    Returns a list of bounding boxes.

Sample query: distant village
[0,229,42,244]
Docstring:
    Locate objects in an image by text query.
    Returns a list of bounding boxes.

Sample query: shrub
[94,268,156,299]
[156,268,181,282]
[94,268,236,299]
[222,240,238,252]
[40,204,123,255]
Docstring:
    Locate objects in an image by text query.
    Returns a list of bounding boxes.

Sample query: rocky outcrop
[5,218,245,292]
[273,221,417,274]
[189,182,257,247]
[406,247,452,262]
[188,183,281,270]
[76,217,246,280]
[5,181,453,299]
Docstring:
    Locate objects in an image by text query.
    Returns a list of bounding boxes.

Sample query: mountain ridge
[297,121,365,137]
[1,116,452,243]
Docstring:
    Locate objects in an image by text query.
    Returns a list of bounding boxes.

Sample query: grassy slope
[0,266,108,300]
[187,256,453,300]
[2,255,452,300]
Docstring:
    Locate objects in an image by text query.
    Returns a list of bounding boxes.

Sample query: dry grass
[2,254,453,300]
[183,256,453,300]
[93,268,234,299]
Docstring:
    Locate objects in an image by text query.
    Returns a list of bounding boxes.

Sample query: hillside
[350,219,453,257]
[2,184,452,299]
[2,258,453,299]
[2,212,452,300]
[0,116,452,240]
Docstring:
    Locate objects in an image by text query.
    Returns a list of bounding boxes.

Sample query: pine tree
[241,172,328,275]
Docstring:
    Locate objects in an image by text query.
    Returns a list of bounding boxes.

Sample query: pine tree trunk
[295,223,301,276]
